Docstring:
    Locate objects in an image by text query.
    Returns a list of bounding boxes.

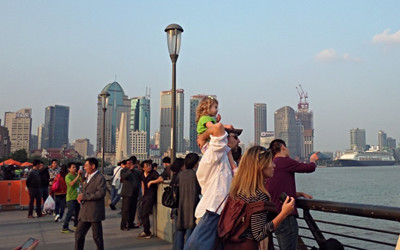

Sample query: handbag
[162,184,179,208]
[51,176,61,193]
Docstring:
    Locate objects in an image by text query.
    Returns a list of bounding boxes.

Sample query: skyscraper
[295,85,314,158]
[254,103,267,145]
[159,89,184,155]
[378,130,388,150]
[96,81,130,154]
[4,108,32,153]
[350,128,366,151]
[387,137,396,150]
[274,106,303,159]
[189,94,216,153]
[130,95,150,159]
[43,105,70,149]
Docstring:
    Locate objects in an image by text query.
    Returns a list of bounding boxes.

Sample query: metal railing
[293,199,400,249]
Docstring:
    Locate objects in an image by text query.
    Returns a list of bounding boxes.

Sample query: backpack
[218,195,277,243]
[162,184,179,208]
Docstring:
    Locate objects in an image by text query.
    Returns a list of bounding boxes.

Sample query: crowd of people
[22,95,323,250]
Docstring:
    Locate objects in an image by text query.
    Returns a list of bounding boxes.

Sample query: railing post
[303,209,326,246]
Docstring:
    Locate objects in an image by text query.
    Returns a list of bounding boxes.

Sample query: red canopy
[0,159,22,166]
[21,162,33,167]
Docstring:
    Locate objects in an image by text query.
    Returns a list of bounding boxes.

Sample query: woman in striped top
[226,146,295,250]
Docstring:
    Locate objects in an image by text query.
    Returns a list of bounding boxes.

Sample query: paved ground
[0,208,172,250]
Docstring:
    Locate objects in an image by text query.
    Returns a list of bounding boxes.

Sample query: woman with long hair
[225,146,295,249]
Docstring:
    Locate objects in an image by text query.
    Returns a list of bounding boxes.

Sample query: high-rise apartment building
[350,128,366,151]
[73,138,92,158]
[43,105,69,149]
[159,89,184,155]
[274,106,304,159]
[378,130,388,150]
[96,81,130,154]
[295,86,314,158]
[189,94,216,153]
[130,95,150,158]
[4,108,32,153]
[254,103,267,146]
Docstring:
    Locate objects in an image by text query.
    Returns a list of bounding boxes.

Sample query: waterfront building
[0,125,11,158]
[350,128,366,151]
[159,89,184,155]
[43,105,70,149]
[254,103,267,146]
[378,130,388,150]
[259,131,274,148]
[73,138,92,158]
[387,137,396,150]
[130,131,148,161]
[129,95,150,159]
[189,94,216,153]
[274,106,303,160]
[4,108,32,153]
[96,81,130,155]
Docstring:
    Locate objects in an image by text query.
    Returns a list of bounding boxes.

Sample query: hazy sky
[1,1,399,153]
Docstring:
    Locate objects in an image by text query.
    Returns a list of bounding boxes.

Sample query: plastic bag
[43,196,55,212]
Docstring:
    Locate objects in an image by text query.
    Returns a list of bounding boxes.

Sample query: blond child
[196,96,237,171]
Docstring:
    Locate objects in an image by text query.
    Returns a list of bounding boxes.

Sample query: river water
[293,165,400,249]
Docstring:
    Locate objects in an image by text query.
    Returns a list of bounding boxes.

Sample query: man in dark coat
[120,158,140,230]
[26,159,43,218]
[75,158,106,250]
[175,153,201,249]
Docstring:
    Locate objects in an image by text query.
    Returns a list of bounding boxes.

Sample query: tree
[11,149,28,163]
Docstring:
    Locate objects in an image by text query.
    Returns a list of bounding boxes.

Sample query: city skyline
[1,1,399,152]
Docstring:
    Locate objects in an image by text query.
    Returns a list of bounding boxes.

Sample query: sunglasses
[259,147,271,159]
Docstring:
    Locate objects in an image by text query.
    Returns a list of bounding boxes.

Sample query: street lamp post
[99,91,110,174]
[165,23,183,163]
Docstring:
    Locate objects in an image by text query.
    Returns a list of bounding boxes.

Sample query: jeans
[110,185,121,206]
[275,215,299,250]
[183,211,221,250]
[63,200,80,229]
[174,228,194,250]
[55,194,66,218]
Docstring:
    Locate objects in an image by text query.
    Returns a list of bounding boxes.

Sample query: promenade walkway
[0,208,172,250]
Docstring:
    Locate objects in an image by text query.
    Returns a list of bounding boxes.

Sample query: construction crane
[296,84,309,110]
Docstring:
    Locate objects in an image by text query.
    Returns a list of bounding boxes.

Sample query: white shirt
[195,132,233,218]
[112,166,122,186]
[86,170,99,184]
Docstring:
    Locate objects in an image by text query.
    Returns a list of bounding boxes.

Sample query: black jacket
[26,169,41,189]
[120,167,140,197]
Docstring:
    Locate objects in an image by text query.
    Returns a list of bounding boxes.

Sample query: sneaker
[55,214,60,222]
[61,228,74,233]
[136,232,152,239]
